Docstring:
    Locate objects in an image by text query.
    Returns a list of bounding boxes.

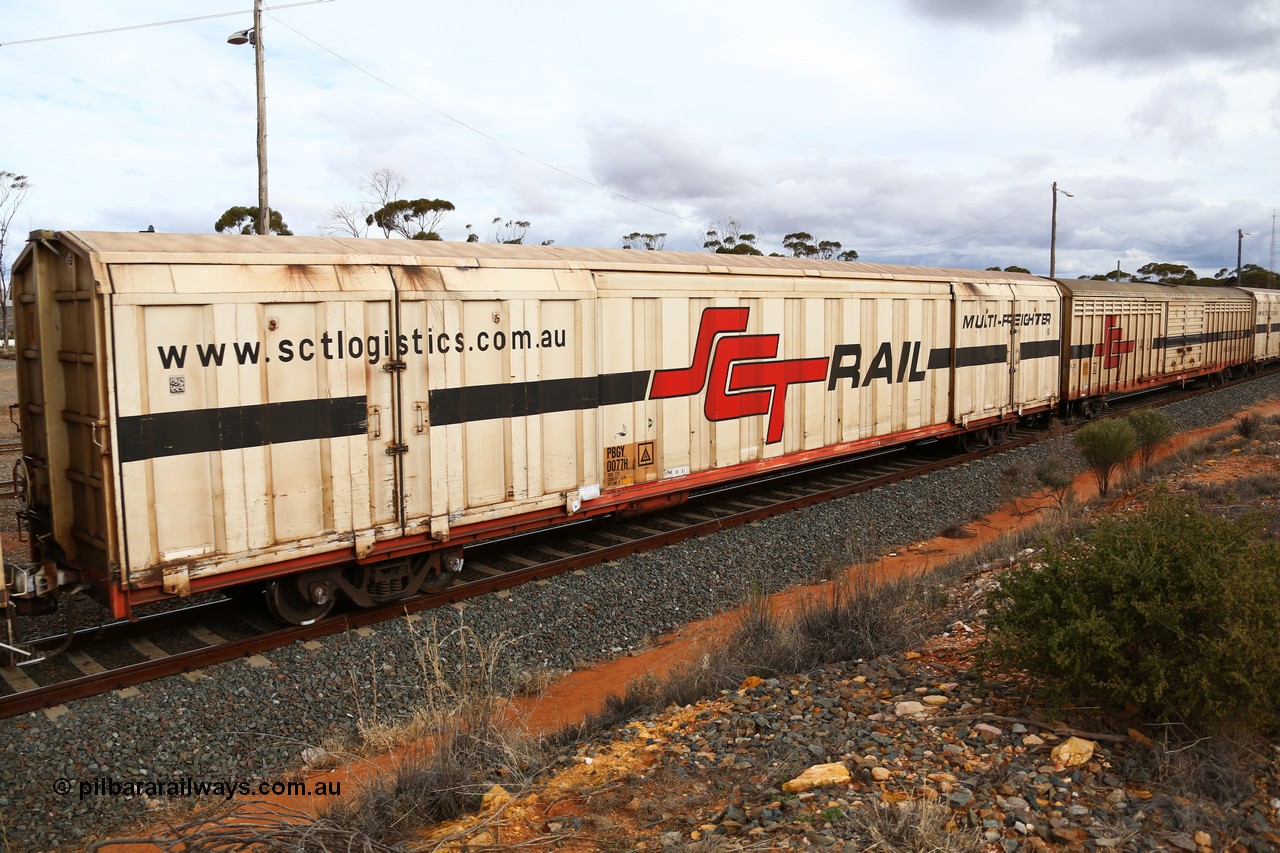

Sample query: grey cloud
[585,120,760,204]
[906,0,1280,69]
[1051,0,1280,68]
[1128,77,1226,153]
[903,0,1032,27]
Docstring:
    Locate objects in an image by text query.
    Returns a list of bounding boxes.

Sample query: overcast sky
[3,0,1277,278]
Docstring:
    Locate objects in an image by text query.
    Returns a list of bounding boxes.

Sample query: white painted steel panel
[1244,288,1280,362]
[595,274,955,486]
[109,264,402,587]
[949,281,1061,424]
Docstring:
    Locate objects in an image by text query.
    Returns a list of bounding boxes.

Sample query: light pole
[1237,229,1251,287]
[1049,181,1073,279]
[228,0,269,235]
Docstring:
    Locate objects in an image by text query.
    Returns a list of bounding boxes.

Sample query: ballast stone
[782,762,851,793]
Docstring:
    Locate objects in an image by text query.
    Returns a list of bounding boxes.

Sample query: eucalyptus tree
[0,171,33,343]
[215,205,293,235]
[366,198,455,240]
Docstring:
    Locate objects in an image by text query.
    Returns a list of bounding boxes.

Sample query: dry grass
[582,561,938,734]
[1136,725,1267,841]
[835,799,985,852]
[321,620,547,844]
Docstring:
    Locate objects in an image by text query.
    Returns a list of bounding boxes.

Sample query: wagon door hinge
[385,442,409,456]
[382,360,407,373]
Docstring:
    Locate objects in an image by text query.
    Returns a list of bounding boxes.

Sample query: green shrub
[1033,452,1076,508]
[1073,417,1138,495]
[1126,408,1174,468]
[983,487,1280,730]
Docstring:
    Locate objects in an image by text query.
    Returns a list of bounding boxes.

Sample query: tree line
[3,168,1275,304]
[1067,261,1276,289]
[206,168,1278,286]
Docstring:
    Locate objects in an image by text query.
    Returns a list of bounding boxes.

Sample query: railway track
[0,438,19,498]
[0,370,1263,720]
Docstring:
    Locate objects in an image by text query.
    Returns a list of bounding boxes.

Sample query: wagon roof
[1055,277,1249,300]
[42,230,1050,285]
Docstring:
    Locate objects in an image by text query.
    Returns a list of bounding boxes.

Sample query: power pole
[253,0,269,236]
[1271,210,1276,289]
[1050,182,1073,279]
[1238,228,1245,287]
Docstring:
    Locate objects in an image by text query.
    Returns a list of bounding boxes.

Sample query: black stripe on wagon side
[1153,329,1251,349]
[926,345,1011,369]
[1019,339,1061,359]
[1069,343,1096,360]
[955,344,1009,367]
[117,396,369,463]
[428,370,651,427]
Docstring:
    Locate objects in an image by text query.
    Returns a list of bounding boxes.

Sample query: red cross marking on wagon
[1094,315,1135,369]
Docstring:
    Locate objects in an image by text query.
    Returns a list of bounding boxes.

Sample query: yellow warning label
[604,440,659,488]
[604,443,636,488]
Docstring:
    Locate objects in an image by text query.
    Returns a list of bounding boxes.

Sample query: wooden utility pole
[253,0,269,236]
[1050,182,1072,279]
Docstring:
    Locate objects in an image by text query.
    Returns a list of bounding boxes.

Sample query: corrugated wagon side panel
[1203,297,1252,371]
[402,267,600,532]
[108,263,397,591]
[1245,288,1280,361]
[1007,283,1060,412]
[1062,294,1165,400]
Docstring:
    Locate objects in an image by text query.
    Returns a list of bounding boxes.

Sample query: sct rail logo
[648,307,929,444]
[1094,315,1135,369]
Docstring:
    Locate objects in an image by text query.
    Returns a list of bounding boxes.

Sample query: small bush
[1126,408,1174,468]
[1235,413,1259,439]
[983,487,1280,730]
[1033,452,1076,509]
[1073,417,1138,495]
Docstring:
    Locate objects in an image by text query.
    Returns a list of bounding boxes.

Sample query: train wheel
[265,577,335,625]
[417,550,462,594]
[420,570,455,593]
[992,423,1013,445]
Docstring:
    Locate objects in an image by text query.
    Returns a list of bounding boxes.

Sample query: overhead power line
[0,1,335,48]
[264,13,713,235]
[1061,195,1230,252]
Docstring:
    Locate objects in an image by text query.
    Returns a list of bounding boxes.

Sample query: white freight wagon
[7,232,1060,623]
[1243,287,1280,364]
[1058,279,1253,414]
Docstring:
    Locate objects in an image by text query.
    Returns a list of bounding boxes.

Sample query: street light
[1237,229,1253,286]
[227,0,269,235]
[1049,181,1073,279]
